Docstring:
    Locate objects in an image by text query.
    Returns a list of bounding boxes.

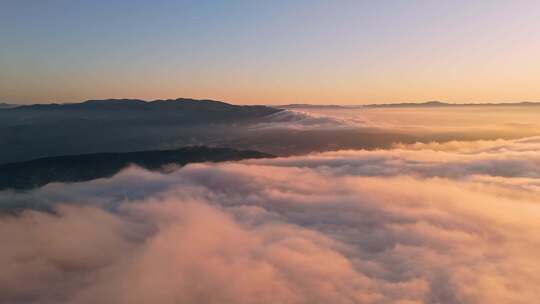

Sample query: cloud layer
[251,110,378,130]
[2,137,540,303]
[253,107,540,141]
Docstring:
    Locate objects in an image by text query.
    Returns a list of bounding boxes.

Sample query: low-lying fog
[236,105,540,155]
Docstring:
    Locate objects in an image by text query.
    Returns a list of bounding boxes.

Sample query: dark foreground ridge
[0,147,273,191]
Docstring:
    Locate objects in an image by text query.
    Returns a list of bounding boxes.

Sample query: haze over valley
[3,98,540,165]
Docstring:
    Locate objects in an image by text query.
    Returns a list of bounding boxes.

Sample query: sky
[1,0,540,105]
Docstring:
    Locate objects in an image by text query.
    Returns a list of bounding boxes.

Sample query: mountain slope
[0,146,273,191]
[0,98,281,164]
[4,98,281,125]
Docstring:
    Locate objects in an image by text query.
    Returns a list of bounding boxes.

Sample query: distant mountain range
[0,146,272,191]
[0,98,281,164]
[3,98,281,124]
[278,101,540,109]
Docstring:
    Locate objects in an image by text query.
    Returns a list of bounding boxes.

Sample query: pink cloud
[1,137,540,303]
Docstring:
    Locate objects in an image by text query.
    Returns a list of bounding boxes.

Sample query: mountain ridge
[1,97,282,125]
[0,146,273,191]
[5,97,277,112]
[0,97,282,164]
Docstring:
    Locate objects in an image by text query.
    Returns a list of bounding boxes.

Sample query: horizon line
[3,98,540,107]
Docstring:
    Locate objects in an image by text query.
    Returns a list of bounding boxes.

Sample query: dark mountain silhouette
[0,146,273,191]
[4,98,281,125]
[0,98,281,164]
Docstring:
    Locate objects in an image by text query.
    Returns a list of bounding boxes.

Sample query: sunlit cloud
[1,137,540,303]
[251,107,540,142]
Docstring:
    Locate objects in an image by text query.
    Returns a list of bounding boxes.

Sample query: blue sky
[1,0,539,104]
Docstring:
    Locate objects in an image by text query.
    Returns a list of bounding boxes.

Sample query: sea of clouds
[2,136,540,303]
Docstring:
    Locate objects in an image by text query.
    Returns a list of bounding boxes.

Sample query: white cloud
[1,137,540,303]
[250,110,378,130]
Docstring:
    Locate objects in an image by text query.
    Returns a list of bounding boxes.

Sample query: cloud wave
[251,110,377,130]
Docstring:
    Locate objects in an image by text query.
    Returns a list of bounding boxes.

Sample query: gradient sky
[1,0,540,105]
